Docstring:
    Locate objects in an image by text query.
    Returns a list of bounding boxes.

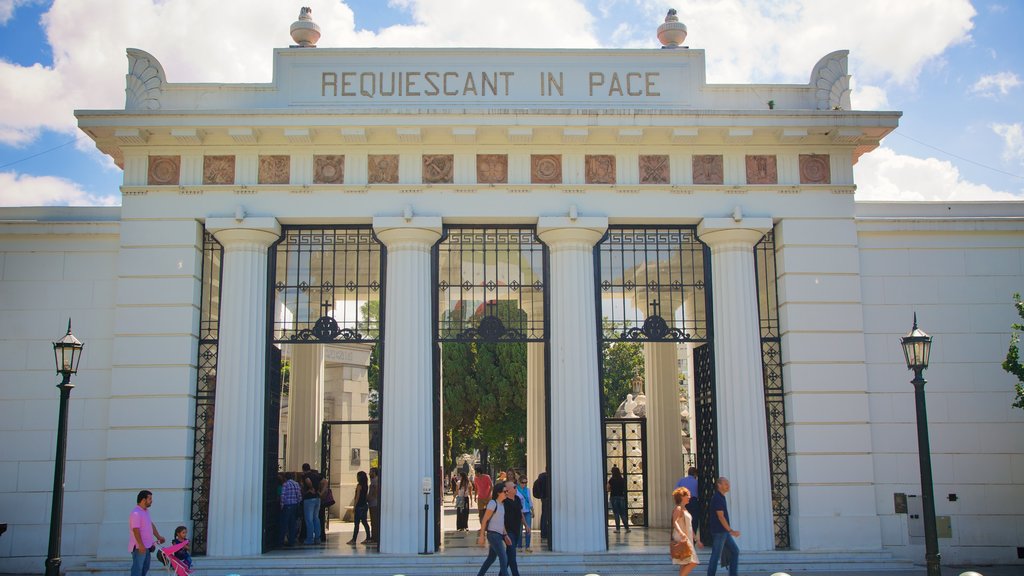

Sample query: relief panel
[258,155,290,184]
[477,154,508,184]
[531,154,562,184]
[314,155,345,184]
[422,154,454,184]
[585,155,616,184]
[692,155,724,185]
[368,154,399,184]
[148,155,180,185]
[639,155,670,185]
[745,155,778,184]
[799,154,831,184]
[203,155,235,185]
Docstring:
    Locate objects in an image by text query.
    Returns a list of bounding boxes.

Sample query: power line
[890,131,1024,180]
[0,138,77,170]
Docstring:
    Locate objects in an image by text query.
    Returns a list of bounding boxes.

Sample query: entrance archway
[432,225,548,550]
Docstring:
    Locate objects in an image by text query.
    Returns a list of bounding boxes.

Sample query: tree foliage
[600,321,645,417]
[442,300,528,474]
[1002,292,1024,411]
[361,300,381,420]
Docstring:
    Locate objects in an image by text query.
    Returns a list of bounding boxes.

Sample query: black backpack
[532,473,548,500]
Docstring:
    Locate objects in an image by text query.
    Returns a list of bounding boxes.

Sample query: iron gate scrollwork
[603,418,648,527]
[189,232,223,555]
[755,231,791,549]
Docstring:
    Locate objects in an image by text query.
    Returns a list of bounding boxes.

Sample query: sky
[0,0,1022,206]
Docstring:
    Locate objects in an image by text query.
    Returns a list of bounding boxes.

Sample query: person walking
[533,469,550,541]
[129,490,165,576]
[473,465,493,522]
[366,467,380,544]
[675,467,700,539]
[515,475,534,552]
[301,463,322,545]
[280,472,302,546]
[671,487,700,576]
[707,477,740,576]
[607,465,630,532]
[456,470,471,531]
[502,481,530,576]
[476,484,511,576]
[347,470,371,545]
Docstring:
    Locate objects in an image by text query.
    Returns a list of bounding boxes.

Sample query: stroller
[155,539,193,576]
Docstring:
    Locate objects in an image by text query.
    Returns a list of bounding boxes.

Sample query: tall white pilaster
[644,342,684,528]
[537,217,607,552]
[698,217,775,551]
[205,217,281,556]
[526,341,546,528]
[373,217,442,554]
[286,344,325,471]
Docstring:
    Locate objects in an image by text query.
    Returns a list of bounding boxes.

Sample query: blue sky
[0,0,1021,205]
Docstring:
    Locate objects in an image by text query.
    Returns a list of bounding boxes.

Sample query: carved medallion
[531,154,562,184]
[258,155,290,185]
[745,155,778,184]
[368,154,399,184]
[585,155,616,184]
[148,155,180,185]
[639,155,670,184]
[203,155,235,185]
[477,154,508,184]
[422,154,454,184]
[313,155,345,184]
[692,155,723,185]
[799,154,831,184]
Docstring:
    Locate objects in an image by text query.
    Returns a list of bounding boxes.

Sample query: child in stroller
[156,526,193,576]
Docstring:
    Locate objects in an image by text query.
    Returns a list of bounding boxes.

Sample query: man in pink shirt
[129,490,165,576]
[472,465,493,522]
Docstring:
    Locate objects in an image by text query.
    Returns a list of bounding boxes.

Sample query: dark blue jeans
[281,503,299,545]
[507,529,521,576]
[352,504,370,540]
[707,532,739,576]
[130,547,151,576]
[477,531,509,576]
[610,495,629,530]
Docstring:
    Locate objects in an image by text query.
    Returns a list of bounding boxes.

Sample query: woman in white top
[476,484,511,576]
[671,486,700,576]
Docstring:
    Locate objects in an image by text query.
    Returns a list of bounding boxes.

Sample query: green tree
[601,320,645,417]
[361,300,381,419]
[1002,292,1024,410]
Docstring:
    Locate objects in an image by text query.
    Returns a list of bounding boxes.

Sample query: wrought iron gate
[693,343,717,546]
[603,418,648,526]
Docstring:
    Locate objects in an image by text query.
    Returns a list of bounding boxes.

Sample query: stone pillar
[286,344,325,471]
[526,341,546,528]
[205,217,281,556]
[373,217,442,554]
[697,216,775,551]
[537,216,607,552]
[644,341,684,528]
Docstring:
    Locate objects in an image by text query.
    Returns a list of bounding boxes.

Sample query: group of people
[128,490,191,576]
[474,467,549,576]
[276,463,381,547]
[668,469,741,576]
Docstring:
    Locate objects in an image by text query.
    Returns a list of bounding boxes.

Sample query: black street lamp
[899,313,939,576]
[44,320,84,576]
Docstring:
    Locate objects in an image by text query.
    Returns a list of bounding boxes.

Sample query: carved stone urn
[657,9,687,48]
[290,7,321,47]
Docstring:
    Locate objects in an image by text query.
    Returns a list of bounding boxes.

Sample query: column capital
[697,217,773,249]
[536,216,608,248]
[373,217,442,251]
[206,217,281,248]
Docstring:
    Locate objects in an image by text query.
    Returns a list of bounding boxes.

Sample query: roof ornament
[810,50,852,111]
[290,7,321,47]
[125,49,165,110]
[657,8,688,49]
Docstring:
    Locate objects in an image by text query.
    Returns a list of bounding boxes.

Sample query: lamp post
[900,313,939,576]
[44,320,84,576]
[420,476,432,555]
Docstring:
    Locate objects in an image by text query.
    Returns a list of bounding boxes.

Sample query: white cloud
[854,146,1021,201]
[851,82,889,111]
[993,123,1024,167]
[0,171,119,206]
[971,71,1022,97]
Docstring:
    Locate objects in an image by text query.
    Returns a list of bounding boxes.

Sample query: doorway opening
[433,226,549,553]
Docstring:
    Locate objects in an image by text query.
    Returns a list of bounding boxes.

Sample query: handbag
[670,537,693,560]
[322,487,336,507]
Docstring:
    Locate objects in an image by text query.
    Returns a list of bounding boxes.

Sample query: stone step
[73,549,916,576]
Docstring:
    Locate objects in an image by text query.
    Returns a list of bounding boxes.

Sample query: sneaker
[626,528,632,533]
[345,539,356,545]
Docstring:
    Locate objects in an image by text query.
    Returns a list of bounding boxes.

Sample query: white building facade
[1,23,1022,573]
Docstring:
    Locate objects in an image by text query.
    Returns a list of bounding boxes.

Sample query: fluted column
[697,217,775,551]
[205,217,281,556]
[286,344,325,471]
[644,342,684,528]
[537,216,607,552]
[373,217,442,554]
[526,342,546,528]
